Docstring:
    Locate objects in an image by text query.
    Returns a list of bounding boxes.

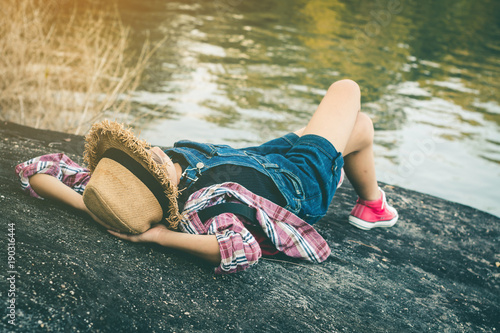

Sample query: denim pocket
[278,169,305,199]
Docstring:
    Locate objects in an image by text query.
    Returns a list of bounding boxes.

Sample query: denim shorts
[241,133,344,225]
[167,133,344,225]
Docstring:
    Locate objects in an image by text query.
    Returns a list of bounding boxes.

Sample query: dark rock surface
[1,121,499,332]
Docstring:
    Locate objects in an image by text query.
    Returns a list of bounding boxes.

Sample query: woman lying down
[15,79,398,274]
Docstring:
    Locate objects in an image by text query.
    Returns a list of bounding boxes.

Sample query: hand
[107,224,172,244]
[110,224,221,265]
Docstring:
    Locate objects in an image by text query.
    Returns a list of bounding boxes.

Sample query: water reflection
[115,0,499,216]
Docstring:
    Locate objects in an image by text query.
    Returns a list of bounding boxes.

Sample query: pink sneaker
[348,188,398,230]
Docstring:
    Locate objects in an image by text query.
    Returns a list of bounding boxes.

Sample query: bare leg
[295,80,380,201]
[301,79,360,153]
[343,113,380,201]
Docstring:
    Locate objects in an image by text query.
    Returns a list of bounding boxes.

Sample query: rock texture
[1,121,499,332]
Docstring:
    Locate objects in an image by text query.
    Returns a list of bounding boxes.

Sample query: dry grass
[0,0,161,134]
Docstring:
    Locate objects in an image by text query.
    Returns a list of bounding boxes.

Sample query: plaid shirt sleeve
[212,214,262,273]
[180,182,331,274]
[180,186,262,274]
[15,153,91,199]
[186,211,262,274]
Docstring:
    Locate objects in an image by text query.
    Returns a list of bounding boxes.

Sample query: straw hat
[82,120,180,234]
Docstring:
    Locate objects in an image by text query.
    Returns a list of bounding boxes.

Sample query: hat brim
[83,120,181,230]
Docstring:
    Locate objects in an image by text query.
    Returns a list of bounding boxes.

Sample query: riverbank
[1,121,498,332]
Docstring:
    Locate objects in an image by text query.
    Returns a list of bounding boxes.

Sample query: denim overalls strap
[165,140,303,216]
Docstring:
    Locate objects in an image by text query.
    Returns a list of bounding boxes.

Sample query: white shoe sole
[348,214,399,230]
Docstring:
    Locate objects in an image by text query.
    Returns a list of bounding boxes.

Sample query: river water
[114,0,499,217]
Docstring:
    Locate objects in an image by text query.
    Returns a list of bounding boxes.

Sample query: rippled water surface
[116,0,499,216]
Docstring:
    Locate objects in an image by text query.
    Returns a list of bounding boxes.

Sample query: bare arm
[29,174,221,265]
[108,226,221,265]
[29,174,86,210]
[29,173,112,229]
